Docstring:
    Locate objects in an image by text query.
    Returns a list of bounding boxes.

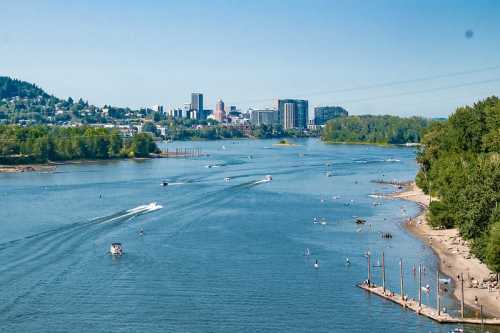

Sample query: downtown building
[277,99,308,129]
[314,106,348,125]
[213,98,226,122]
[191,93,204,119]
[250,108,278,126]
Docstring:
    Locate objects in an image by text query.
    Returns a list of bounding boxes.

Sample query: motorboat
[161,180,169,186]
[264,175,272,181]
[355,218,367,224]
[224,177,231,182]
[110,243,123,256]
[314,260,319,269]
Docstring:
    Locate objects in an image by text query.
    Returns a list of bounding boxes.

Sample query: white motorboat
[224,177,231,182]
[264,175,272,182]
[110,243,123,256]
[161,180,169,186]
[314,260,319,269]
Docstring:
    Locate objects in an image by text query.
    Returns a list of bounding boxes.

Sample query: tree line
[416,96,499,273]
[320,115,432,144]
[0,125,159,164]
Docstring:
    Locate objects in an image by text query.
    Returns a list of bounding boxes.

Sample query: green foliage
[0,76,50,99]
[321,115,431,144]
[485,217,500,273]
[0,125,158,163]
[417,96,500,271]
[428,201,455,229]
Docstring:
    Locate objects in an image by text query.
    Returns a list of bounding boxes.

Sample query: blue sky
[1,0,500,117]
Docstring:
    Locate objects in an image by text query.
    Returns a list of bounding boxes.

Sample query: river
[0,138,491,332]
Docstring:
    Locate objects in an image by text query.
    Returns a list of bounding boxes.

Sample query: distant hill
[0,76,54,100]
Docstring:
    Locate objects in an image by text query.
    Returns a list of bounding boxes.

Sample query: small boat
[439,278,451,285]
[110,243,123,256]
[224,177,231,182]
[305,248,310,256]
[355,218,366,225]
[161,180,169,186]
[326,172,333,177]
[139,228,144,236]
[320,219,327,225]
[314,260,319,269]
[264,175,272,182]
[346,257,350,265]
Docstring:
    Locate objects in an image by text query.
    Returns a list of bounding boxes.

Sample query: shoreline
[0,157,144,174]
[391,183,500,318]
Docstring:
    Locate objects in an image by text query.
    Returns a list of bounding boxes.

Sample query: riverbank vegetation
[416,96,500,272]
[0,125,159,164]
[321,115,432,144]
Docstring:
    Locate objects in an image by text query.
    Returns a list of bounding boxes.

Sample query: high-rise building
[250,108,278,126]
[283,103,296,130]
[214,98,226,122]
[314,106,348,125]
[191,93,204,119]
[152,105,164,113]
[277,99,308,129]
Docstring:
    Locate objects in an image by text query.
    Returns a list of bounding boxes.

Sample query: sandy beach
[392,183,500,318]
[0,164,56,173]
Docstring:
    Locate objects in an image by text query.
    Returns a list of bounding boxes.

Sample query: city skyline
[2,0,500,117]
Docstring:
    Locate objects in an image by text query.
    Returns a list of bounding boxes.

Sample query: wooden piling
[382,252,386,292]
[461,273,465,319]
[399,258,404,300]
[480,304,484,329]
[418,264,422,307]
[437,270,441,316]
[367,252,371,287]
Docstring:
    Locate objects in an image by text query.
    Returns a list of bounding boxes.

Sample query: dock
[359,253,500,327]
[358,283,500,325]
[157,148,206,158]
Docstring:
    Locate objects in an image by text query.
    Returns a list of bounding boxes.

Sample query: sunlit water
[0,138,495,332]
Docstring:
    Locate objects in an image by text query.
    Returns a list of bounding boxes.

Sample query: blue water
[0,139,493,332]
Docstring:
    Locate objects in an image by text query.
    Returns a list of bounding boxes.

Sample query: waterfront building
[250,108,278,126]
[277,99,308,129]
[313,106,348,125]
[283,103,296,130]
[191,93,204,119]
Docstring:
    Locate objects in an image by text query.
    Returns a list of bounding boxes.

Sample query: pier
[359,253,500,327]
[158,148,205,158]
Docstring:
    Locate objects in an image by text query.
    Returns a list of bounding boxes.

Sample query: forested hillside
[416,96,500,272]
[0,125,159,164]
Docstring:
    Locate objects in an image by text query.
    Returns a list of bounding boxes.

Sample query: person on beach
[474,296,478,305]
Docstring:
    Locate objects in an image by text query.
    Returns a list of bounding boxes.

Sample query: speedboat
[355,218,366,225]
[161,180,169,186]
[110,243,123,256]
[264,175,272,181]
[314,260,319,269]
[224,177,231,182]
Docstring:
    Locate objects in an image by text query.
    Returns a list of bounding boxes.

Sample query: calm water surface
[0,139,494,332]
